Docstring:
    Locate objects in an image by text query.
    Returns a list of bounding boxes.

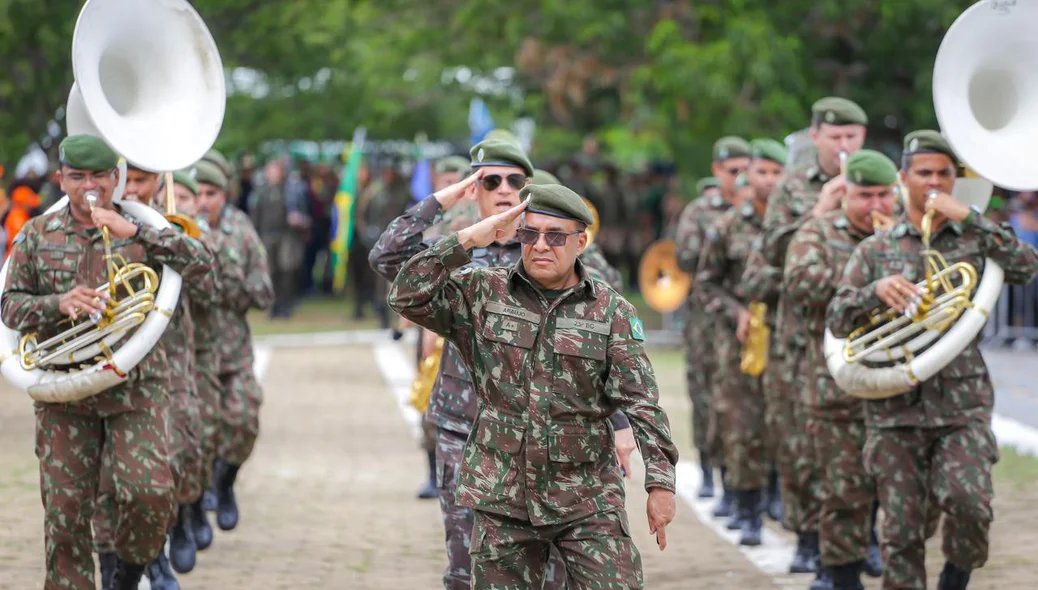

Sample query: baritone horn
[739,302,768,376]
[638,240,692,313]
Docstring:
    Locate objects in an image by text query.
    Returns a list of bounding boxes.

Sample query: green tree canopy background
[0,0,976,179]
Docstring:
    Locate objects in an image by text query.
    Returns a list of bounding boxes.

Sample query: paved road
[985,348,1038,429]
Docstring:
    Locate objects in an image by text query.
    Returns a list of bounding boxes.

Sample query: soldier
[698,177,721,201]
[673,136,750,509]
[249,157,310,318]
[784,150,897,589]
[695,138,786,545]
[828,131,1038,590]
[2,135,215,589]
[760,96,867,574]
[387,183,678,588]
[194,159,275,534]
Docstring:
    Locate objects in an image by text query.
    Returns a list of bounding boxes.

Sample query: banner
[330,127,367,294]
[468,98,495,147]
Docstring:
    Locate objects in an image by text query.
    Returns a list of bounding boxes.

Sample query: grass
[994,446,1038,487]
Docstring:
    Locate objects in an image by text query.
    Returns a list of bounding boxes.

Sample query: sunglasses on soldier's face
[481,173,526,191]
[516,227,582,247]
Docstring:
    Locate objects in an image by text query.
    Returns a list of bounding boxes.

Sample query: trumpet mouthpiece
[85,190,100,206]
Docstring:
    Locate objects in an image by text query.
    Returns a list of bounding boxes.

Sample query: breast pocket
[550,325,609,415]
[478,312,538,406]
[38,250,82,294]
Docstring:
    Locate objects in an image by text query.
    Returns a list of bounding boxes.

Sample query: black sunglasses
[481,173,526,191]
[516,227,582,247]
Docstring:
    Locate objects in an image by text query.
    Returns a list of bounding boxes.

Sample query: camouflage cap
[434,155,470,175]
[470,138,535,177]
[172,170,198,195]
[713,136,751,161]
[696,177,720,195]
[531,168,562,185]
[520,183,594,226]
[58,135,118,171]
[845,149,898,186]
[811,96,868,126]
[903,129,958,165]
[203,149,234,177]
[750,138,788,166]
[192,160,228,190]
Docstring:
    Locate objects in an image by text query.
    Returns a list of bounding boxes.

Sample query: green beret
[172,170,198,195]
[844,149,898,186]
[484,129,520,145]
[811,97,868,126]
[203,149,233,177]
[903,129,958,164]
[734,173,750,188]
[519,184,594,226]
[713,136,751,161]
[749,138,787,166]
[58,135,118,171]
[192,160,228,190]
[696,177,720,195]
[531,169,561,185]
[470,138,535,177]
[434,156,470,176]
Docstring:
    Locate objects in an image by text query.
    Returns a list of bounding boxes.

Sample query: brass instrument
[739,302,769,376]
[638,240,692,313]
[162,171,202,238]
[583,198,600,246]
[409,337,444,413]
[870,210,896,232]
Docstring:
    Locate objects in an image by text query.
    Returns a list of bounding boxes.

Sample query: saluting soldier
[760,97,867,574]
[673,136,750,508]
[828,131,1038,590]
[2,135,215,590]
[193,159,275,534]
[695,138,786,545]
[784,150,897,590]
[387,183,678,588]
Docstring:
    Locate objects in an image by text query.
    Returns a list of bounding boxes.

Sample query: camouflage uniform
[387,231,678,589]
[212,204,274,465]
[760,159,829,534]
[828,213,1038,588]
[784,211,874,569]
[674,195,731,456]
[695,203,776,496]
[2,205,214,587]
[370,196,626,590]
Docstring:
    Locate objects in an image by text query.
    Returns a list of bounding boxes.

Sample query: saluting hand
[90,208,138,239]
[647,488,676,551]
[457,198,529,250]
[434,170,483,211]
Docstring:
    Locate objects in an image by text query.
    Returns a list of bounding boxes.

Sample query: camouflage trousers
[684,308,717,453]
[864,421,998,589]
[436,428,567,590]
[771,350,822,532]
[196,354,223,495]
[715,361,768,490]
[421,411,437,452]
[218,368,263,465]
[471,508,643,590]
[39,403,174,588]
[810,416,874,567]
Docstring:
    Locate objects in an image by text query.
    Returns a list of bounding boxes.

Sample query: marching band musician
[760,96,868,575]
[783,150,898,589]
[193,159,275,535]
[386,183,678,588]
[1,135,216,589]
[827,131,1038,589]
[673,137,750,506]
[695,138,787,546]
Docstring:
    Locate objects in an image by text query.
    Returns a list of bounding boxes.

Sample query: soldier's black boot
[738,489,763,546]
[113,559,147,590]
[864,521,883,577]
[789,531,820,573]
[698,451,714,498]
[831,561,865,590]
[937,561,971,590]
[145,543,180,590]
[99,552,117,590]
[190,497,214,551]
[169,504,197,573]
[713,467,734,518]
[417,450,438,499]
[202,458,221,511]
[216,461,241,531]
[765,466,783,522]
[808,567,834,590]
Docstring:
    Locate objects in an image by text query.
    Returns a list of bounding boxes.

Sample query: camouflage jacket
[828,213,1038,428]
[2,206,215,412]
[370,196,627,435]
[784,211,872,419]
[674,195,732,276]
[190,227,223,379]
[387,233,678,525]
[211,205,274,375]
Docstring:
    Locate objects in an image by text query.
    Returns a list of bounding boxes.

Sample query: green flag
[330,128,366,294]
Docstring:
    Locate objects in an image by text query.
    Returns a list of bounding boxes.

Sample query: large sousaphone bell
[0,0,225,403]
[639,240,692,313]
[823,0,1025,400]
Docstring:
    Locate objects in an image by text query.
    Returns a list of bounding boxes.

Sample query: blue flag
[468,98,495,147]
[410,157,433,202]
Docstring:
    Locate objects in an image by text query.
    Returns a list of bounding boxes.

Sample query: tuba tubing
[0,198,182,403]
[823,258,1003,399]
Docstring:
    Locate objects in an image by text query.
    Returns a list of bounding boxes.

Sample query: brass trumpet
[739,302,769,376]
[870,210,896,232]
[161,171,202,239]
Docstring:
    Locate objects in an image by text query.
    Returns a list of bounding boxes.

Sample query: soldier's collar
[508,258,598,301]
[893,215,964,239]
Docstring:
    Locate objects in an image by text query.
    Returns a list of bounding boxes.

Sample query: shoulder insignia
[630,317,645,341]
[12,230,27,246]
[709,196,724,208]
